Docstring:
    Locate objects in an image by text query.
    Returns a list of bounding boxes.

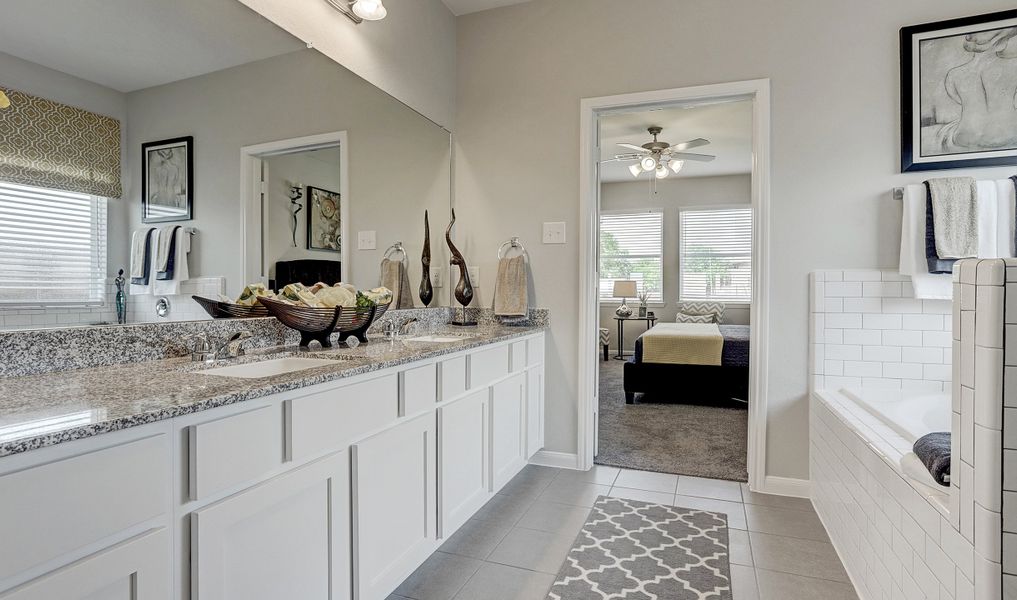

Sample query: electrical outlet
[543,222,566,244]
[357,230,376,250]
[432,270,443,288]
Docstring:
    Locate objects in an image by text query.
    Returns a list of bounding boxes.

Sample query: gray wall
[125,49,451,301]
[0,51,129,279]
[599,175,751,354]
[454,0,1017,480]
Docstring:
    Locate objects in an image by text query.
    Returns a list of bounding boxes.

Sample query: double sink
[196,331,480,379]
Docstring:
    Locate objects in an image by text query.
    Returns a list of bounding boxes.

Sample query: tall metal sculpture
[446,209,476,326]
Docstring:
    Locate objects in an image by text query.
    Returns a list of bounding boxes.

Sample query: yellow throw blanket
[640,323,723,366]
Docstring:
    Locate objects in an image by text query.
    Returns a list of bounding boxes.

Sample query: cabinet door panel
[191,452,350,600]
[490,373,527,491]
[1,528,170,600]
[526,367,544,459]
[352,413,437,600]
[438,389,489,537]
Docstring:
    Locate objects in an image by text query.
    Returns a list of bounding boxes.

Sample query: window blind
[0,181,107,306]
[679,207,752,303]
[599,210,663,303]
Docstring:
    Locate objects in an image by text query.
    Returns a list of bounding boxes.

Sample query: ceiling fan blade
[616,143,649,152]
[670,152,716,162]
[668,138,710,152]
[613,154,642,160]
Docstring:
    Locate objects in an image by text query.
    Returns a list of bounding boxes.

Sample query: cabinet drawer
[287,374,398,462]
[401,363,437,416]
[527,336,544,367]
[189,406,282,501]
[509,342,526,373]
[0,434,169,582]
[439,356,467,402]
[469,345,509,389]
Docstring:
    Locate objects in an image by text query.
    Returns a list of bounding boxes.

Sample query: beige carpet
[595,359,748,482]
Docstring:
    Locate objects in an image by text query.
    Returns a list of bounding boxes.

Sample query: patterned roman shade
[0,86,121,198]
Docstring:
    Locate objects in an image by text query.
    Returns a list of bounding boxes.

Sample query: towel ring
[497,237,529,261]
[384,242,408,263]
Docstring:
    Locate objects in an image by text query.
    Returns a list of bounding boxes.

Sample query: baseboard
[757,475,811,498]
[528,450,580,470]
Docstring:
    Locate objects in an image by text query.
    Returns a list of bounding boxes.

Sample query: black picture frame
[900,10,1017,172]
[141,136,193,223]
[306,186,342,252]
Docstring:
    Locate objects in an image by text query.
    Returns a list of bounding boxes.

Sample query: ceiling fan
[607,126,716,179]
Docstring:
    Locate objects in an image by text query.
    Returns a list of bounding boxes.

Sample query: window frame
[678,204,753,305]
[598,207,665,306]
[0,181,109,309]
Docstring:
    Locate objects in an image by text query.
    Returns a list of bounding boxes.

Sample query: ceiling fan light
[352,0,387,20]
[639,156,657,171]
[655,165,669,179]
[628,164,643,177]
[670,160,685,174]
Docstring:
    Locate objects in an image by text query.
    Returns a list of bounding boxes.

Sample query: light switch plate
[543,222,566,244]
[358,230,376,250]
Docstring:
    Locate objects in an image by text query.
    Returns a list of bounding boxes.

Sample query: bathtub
[840,387,951,443]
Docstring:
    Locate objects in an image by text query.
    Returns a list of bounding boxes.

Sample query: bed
[623,323,750,404]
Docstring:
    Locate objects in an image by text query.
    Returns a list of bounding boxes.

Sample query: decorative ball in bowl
[257,297,391,348]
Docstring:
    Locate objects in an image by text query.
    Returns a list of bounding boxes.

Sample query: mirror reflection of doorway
[594,99,755,483]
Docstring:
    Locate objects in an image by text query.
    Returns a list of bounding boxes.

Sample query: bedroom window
[599,209,663,303]
[679,206,752,303]
[0,181,108,306]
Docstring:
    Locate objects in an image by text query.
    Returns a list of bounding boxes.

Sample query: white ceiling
[0,0,303,93]
[441,0,533,16]
[599,100,753,183]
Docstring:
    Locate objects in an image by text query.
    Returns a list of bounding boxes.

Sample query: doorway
[577,80,771,491]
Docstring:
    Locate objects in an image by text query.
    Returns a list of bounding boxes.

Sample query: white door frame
[577,79,771,492]
[240,131,350,291]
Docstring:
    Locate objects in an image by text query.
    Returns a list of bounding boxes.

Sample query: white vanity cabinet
[351,413,437,600]
[190,451,350,600]
[0,332,545,600]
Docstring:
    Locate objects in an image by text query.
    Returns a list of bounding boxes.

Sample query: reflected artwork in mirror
[0,0,452,331]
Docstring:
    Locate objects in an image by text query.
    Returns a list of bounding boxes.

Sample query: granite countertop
[0,325,545,458]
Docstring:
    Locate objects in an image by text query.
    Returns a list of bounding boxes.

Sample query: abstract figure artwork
[419,210,434,307]
[901,10,1017,171]
[446,209,476,326]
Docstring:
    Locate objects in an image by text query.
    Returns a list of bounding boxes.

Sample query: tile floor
[389,465,858,600]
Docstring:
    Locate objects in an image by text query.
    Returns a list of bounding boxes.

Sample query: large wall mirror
[0,0,451,331]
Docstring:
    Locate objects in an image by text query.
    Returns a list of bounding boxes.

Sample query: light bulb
[639,155,657,171]
[352,0,387,20]
[670,160,685,174]
[628,164,643,177]
[655,165,668,179]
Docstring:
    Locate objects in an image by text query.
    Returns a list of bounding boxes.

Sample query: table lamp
[613,280,637,318]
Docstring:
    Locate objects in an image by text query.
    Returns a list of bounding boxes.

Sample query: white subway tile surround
[0,277,224,330]
[811,260,1008,600]
[811,270,952,391]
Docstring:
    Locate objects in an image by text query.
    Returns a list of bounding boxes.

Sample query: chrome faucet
[215,330,254,360]
[380,318,419,340]
[399,319,418,337]
[184,330,254,362]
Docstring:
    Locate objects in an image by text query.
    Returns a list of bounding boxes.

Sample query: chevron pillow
[676,301,725,323]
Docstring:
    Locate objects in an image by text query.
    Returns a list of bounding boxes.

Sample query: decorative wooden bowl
[257,297,392,348]
[192,296,270,319]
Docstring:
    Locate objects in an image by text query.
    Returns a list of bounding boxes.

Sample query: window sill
[678,301,751,308]
[601,302,667,308]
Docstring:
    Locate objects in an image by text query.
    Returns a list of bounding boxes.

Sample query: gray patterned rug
[547,496,732,600]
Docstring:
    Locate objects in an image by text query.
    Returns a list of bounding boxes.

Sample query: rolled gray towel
[913,432,951,487]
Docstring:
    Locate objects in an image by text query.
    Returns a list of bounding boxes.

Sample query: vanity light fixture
[325,0,387,24]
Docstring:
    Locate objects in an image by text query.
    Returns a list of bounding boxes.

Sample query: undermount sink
[404,333,478,343]
[198,357,340,379]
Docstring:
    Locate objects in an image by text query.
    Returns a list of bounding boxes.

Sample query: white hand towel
[155,225,179,273]
[130,227,154,280]
[928,177,978,259]
[129,233,158,296]
[900,184,951,299]
[997,178,1017,258]
[975,180,998,258]
[152,227,191,296]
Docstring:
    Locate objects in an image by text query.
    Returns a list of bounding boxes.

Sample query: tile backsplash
[810,269,952,391]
